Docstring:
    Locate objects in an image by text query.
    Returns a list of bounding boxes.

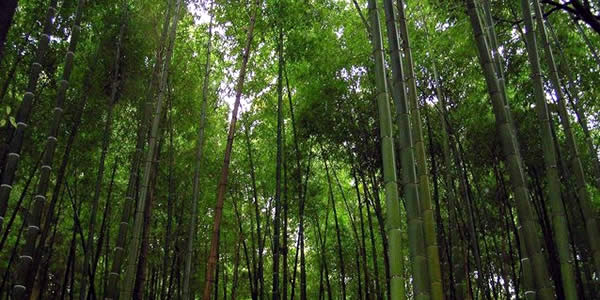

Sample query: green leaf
[9,116,16,127]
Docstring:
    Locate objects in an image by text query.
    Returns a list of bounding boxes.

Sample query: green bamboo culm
[0,0,58,224]
[545,21,600,191]
[382,0,434,297]
[120,0,182,298]
[519,0,577,299]
[518,225,537,300]
[480,0,519,144]
[80,8,126,299]
[465,0,555,299]
[533,0,600,278]
[106,0,174,298]
[11,0,86,298]
[366,0,408,299]
[395,2,443,299]
[182,5,214,299]
[426,33,468,299]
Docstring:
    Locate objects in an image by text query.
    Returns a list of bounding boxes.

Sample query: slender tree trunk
[367,169,392,300]
[546,20,600,190]
[0,0,18,60]
[105,0,169,293]
[353,168,372,300]
[0,0,58,221]
[80,14,125,298]
[426,36,468,299]
[323,158,347,300]
[133,137,162,299]
[423,103,450,300]
[284,63,307,300]
[536,2,600,278]
[315,208,333,300]
[95,160,118,296]
[35,189,66,298]
[0,150,40,254]
[333,164,363,299]
[120,0,181,297]
[272,25,284,300]
[379,0,430,298]
[363,180,382,300]
[0,30,30,103]
[28,74,88,292]
[518,224,536,300]
[233,190,256,300]
[160,98,176,300]
[245,121,264,300]
[59,222,77,300]
[231,234,242,300]
[465,1,555,298]
[282,125,289,300]
[182,7,214,299]
[395,2,443,297]
[202,2,259,298]
[519,2,577,298]
[11,1,85,297]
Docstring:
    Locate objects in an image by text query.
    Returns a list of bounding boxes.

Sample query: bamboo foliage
[0,0,600,299]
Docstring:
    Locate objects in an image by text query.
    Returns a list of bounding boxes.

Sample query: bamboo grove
[0,0,599,299]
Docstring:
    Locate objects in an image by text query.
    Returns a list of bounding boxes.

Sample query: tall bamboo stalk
[272,24,284,300]
[182,6,214,299]
[519,0,577,298]
[395,2,442,298]
[427,42,468,300]
[0,0,58,223]
[12,0,86,297]
[465,0,555,298]
[540,6,600,277]
[323,158,347,300]
[81,12,126,298]
[120,0,182,298]
[106,0,174,297]
[202,2,260,298]
[367,0,412,299]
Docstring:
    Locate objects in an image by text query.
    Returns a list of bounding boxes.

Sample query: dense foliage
[0,0,599,299]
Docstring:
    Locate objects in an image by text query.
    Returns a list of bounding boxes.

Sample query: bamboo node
[19,255,33,262]
[13,285,26,292]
